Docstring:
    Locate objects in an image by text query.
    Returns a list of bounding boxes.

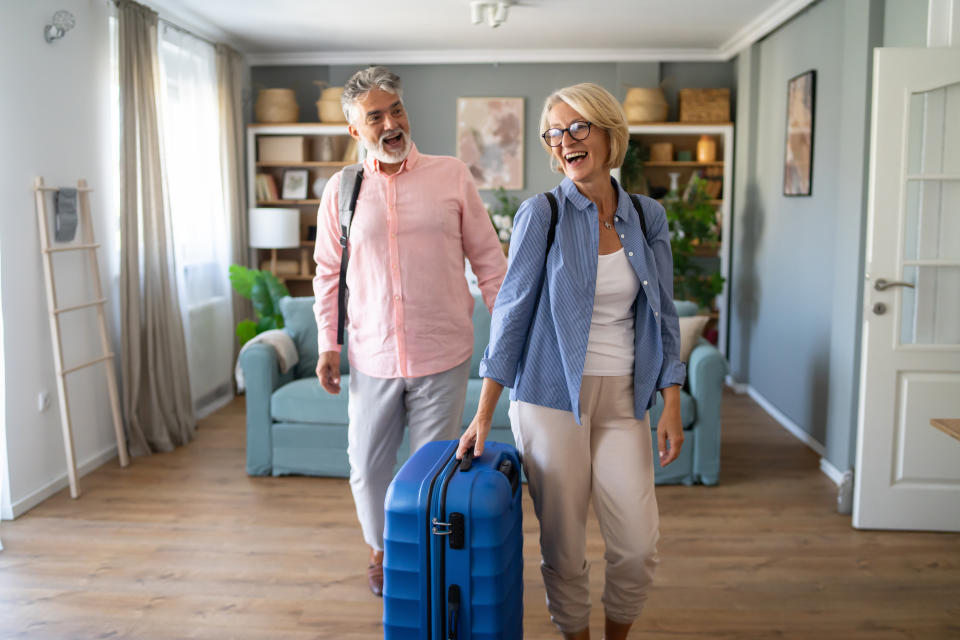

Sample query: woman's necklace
[599,216,614,230]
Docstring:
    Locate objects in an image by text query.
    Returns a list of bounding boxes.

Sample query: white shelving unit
[246,123,357,294]
[627,122,734,356]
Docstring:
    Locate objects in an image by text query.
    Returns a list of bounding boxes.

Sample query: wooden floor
[1,391,958,639]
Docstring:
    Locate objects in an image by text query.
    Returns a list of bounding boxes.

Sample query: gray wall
[883,0,928,46]
[729,0,884,471]
[253,61,729,203]
[661,62,738,122]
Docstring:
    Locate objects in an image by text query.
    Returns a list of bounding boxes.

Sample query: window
[158,24,234,416]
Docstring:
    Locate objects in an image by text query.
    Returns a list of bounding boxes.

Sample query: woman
[456,83,686,640]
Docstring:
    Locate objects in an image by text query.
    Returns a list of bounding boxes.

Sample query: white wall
[0,0,120,518]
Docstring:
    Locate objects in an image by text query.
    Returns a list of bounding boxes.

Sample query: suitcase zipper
[429,448,460,640]
[433,450,471,640]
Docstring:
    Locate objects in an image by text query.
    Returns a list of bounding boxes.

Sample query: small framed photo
[281,169,309,200]
[783,69,816,196]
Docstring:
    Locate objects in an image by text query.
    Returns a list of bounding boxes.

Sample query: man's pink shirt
[313,144,507,379]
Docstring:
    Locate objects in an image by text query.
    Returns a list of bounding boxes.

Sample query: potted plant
[662,177,725,312]
[228,265,291,346]
[487,187,522,254]
[619,140,649,195]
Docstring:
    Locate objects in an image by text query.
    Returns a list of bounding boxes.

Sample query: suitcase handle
[448,584,461,639]
[498,458,520,495]
[458,449,474,472]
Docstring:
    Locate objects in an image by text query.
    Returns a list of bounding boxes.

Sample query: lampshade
[249,208,300,249]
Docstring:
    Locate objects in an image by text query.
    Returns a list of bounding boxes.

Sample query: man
[312,66,507,596]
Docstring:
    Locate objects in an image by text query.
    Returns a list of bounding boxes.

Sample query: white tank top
[582,248,640,376]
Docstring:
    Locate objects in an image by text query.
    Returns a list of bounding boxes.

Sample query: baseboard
[725,375,750,394]
[744,386,827,458]
[7,445,119,519]
[195,389,233,420]
[819,457,844,486]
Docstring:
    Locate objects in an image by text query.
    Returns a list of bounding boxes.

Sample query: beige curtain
[216,43,251,362]
[118,0,195,455]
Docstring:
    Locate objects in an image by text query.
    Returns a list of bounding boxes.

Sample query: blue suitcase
[383,440,523,639]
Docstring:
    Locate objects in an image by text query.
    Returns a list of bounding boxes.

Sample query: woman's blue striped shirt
[479,177,686,424]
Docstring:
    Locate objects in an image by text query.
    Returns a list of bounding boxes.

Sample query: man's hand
[316,351,342,394]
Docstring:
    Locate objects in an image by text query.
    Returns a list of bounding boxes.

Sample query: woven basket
[321,86,344,101]
[678,89,730,123]
[623,87,668,123]
[317,99,347,123]
[254,89,299,123]
[649,142,674,162]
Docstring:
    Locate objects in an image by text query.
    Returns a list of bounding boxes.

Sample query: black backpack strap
[337,164,364,345]
[629,194,649,242]
[531,191,559,304]
[542,191,559,257]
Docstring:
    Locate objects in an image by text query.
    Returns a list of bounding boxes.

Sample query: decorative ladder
[33,177,129,499]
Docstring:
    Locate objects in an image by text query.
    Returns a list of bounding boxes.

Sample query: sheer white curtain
[158,23,234,417]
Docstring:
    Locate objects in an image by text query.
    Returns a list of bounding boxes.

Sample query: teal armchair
[240,295,727,485]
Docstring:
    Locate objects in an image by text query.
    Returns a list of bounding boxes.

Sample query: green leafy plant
[487,187,522,243]
[228,265,291,346]
[620,140,649,195]
[663,177,725,311]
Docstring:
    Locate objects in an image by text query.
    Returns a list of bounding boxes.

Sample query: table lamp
[248,207,300,275]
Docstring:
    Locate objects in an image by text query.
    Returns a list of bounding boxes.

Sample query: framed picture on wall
[281,169,309,200]
[456,97,524,190]
[783,70,816,196]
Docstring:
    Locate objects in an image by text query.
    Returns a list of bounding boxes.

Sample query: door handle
[874,278,915,291]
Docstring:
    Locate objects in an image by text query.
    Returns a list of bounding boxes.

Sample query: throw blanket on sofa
[235,330,299,393]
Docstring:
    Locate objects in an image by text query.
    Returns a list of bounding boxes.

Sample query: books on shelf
[255,173,279,201]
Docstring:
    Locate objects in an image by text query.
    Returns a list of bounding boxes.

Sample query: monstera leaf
[229,265,291,346]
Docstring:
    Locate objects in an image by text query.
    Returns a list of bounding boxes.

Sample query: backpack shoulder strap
[336,164,364,345]
[338,164,364,239]
[629,194,649,242]
[542,191,559,255]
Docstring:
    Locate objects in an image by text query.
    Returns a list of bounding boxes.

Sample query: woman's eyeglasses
[542,121,593,147]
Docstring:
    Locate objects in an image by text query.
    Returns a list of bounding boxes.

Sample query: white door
[854,47,960,531]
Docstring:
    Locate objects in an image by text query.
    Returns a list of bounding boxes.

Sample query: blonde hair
[539,83,629,172]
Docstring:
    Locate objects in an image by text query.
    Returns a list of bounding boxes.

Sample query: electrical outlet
[38,391,51,412]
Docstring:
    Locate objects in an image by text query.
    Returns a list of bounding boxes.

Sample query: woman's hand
[657,385,685,466]
[457,413,492,460]
[456,378,505,460]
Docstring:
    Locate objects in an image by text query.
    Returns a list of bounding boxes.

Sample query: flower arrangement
[486,187,521,245]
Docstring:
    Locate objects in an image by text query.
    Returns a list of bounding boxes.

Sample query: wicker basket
[649,142,674,162]
[254,89,299,123]
[321,86,344,101]
[678,89,730,123]
[623,87,668,123]
[317,99,347,123]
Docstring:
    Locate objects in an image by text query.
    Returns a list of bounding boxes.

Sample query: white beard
[363,128,412,164]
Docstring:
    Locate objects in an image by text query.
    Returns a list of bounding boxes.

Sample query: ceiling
[147,0,816,66]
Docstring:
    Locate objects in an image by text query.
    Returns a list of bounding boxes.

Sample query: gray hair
[341,66,403,124]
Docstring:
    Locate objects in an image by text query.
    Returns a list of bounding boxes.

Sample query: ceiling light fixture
[469,1,511,28]
[44,10,76,43]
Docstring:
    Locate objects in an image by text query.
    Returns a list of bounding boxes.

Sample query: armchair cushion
[280,296,350,379]
[271,376,350,425]
[462,378,511,428]
[678,315,711,362]
[279,297,320,380]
